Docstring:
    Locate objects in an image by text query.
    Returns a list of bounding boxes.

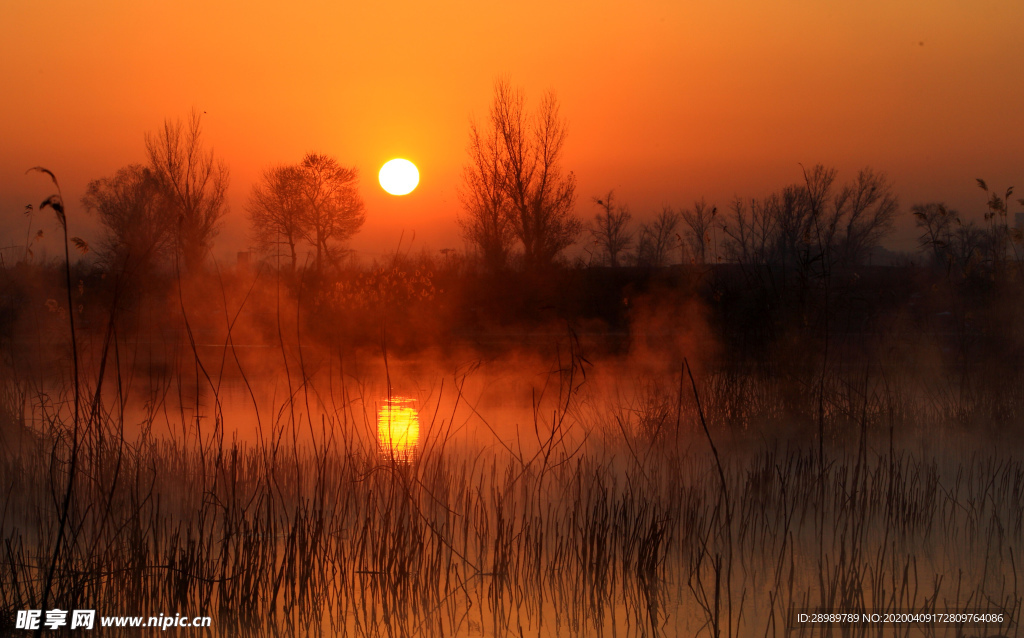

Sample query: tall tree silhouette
[721,165,897,270]
[681,199,717,264]
[245,154,364,273]
[460,80,580,271]
[81,164,172,277]
[246,165,305,271]
[635,206,680,267]
[146,110,228,273]
[459,112,515,272]
[589,190,633,267]
[296,153,365,274]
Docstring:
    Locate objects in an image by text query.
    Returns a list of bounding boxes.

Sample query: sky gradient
[2,0,1022,262]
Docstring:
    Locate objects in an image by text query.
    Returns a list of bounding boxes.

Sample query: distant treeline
[4,95,1022,377]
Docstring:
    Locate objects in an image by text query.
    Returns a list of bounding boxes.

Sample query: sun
[378,159,419,196]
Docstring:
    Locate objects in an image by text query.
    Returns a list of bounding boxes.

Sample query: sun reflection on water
[377,397,420,461]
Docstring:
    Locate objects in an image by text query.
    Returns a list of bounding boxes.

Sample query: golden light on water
[377,397,420,461]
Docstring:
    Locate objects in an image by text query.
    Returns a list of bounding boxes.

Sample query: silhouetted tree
[500,82,581,269]
[81,164,172,276]
[832,167,899,265]
[458,114,515,272]
[681,198,717,264]
[146,110,228,273]
[246,165,304,271]
[722,165,897,270]
[912,202,957,269]
[721,196,780,265]
[914,201,1004,279]
[460,80,581,271]
[589,191,633,267]
[634,206,681,267]
[296,153,365,274]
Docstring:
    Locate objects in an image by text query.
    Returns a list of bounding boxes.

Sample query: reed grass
[2,344,1022,637]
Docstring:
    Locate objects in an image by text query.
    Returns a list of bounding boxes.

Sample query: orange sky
[2,0,1022,263]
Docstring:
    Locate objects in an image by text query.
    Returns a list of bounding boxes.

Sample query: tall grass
[2,339,1022,637]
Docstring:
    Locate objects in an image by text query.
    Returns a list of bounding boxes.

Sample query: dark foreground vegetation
[2,317,1024,637]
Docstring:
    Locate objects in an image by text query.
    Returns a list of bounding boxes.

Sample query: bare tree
[297,153,365,274]
[589,190,633,267]
[458,116,515,272]
[914,200,1010,279]
[246,165,305,271]
[502,84,581,269]
[833,167,899,265]
[721,165,898,270]
[81,164,172,276]
[681,198,717,264]
[789,164,898,268]
[460,80,581,271]
[722,197,779,265]
[635,205,681,267]
[912,202,956,268]
[950,219,987,276]
[146,110,228,273]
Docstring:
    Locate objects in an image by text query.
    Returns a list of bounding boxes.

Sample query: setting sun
[378,159,419,196]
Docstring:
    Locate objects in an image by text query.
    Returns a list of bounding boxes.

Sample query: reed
[2,343,1023,637]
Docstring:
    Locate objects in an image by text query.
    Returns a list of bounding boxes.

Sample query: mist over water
[3,263,1024,636]
[3,151,1024,637]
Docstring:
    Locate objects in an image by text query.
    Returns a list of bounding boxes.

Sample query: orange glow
[1,1,1022,257]
[377,397,420,462]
